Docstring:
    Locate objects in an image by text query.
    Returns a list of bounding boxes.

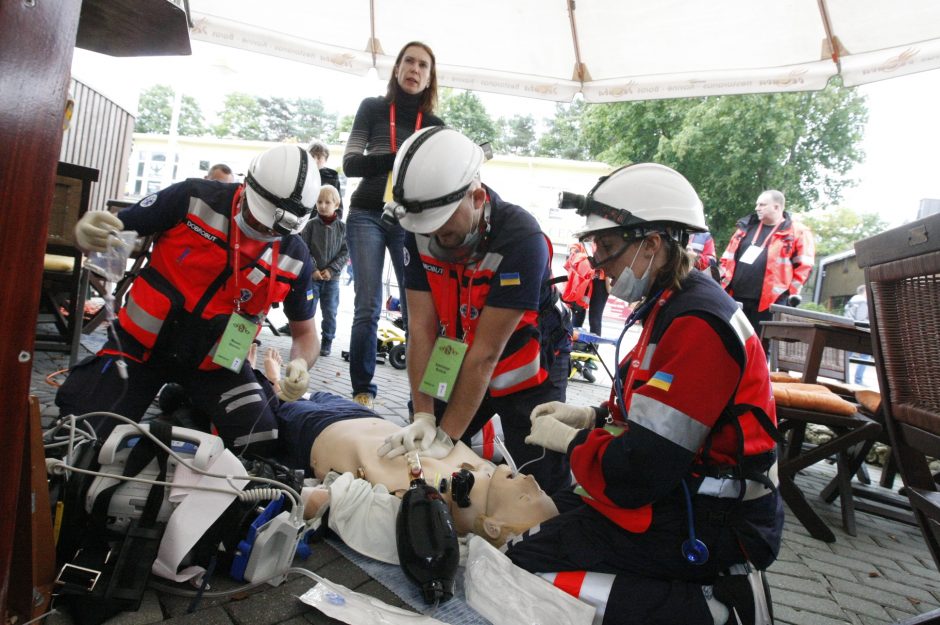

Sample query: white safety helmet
[564,163,707,242]
[385,126,485,234]
[244,145,320,235]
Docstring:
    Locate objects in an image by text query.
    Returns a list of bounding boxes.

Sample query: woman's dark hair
[385,41,438,114]
[648,231,694,293]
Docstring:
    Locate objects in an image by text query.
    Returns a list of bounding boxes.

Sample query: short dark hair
[209,163,232,175]
[308,141,329,161]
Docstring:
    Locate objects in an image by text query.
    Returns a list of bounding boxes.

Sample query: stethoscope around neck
[611,288,709,566]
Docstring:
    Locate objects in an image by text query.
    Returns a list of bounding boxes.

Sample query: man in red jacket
[719,189,815,347]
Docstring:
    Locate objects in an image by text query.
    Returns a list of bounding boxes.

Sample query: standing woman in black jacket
[343,41,443,408]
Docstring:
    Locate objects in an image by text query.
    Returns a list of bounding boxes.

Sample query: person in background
[206,163,235,183]
[298,184,348,357]
[308,140,343,218]
[513,163,781,625]
[720,189,815,349]
[378,127,573,496]
[844,284,872,385]
[58,145,321,455]
[342,41,444,409]
[687,230,721,282]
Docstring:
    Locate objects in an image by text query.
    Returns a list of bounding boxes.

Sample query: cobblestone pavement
[32,283,940,625]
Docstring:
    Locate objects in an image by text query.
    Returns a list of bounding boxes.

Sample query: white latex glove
[75,211,124,252]
[419,428,456,460]
[525,414,578,454]
[377,412,442,458]
[530,401,595,429]
[277,358,309,402]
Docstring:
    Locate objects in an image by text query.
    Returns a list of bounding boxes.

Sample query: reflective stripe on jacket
[720,212,815,311]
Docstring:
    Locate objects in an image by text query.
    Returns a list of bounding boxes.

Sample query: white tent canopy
[188,0,940,103]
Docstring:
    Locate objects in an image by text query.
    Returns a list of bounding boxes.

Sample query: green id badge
[212,313,259,373]
[419,337,468,402]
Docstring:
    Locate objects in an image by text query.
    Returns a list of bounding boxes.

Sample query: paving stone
[830,590,892,621]
[830,542,915,572]
[773,588,846,620]
[767,558,822,580]
[767,571,832,597]
[804,557,869,584]
[102,591,165,625]
[224,576,313,625]
[773,604,851,625]
[160,606,233,625]
[829,575,939,611]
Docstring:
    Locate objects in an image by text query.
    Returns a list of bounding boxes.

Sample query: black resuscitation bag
[54,421,174,625]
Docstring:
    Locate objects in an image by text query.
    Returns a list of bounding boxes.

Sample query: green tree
[258,96,295,141]
[438,88,498,146]
[537,101,590,160]
[178,95,207,136]
[292,97,333,143]
[580,83,868,243]
[135,84,174,134]
[213,93,265,140]
[136,85,206,136]
[802,206,889,258]
[498,114,537,156]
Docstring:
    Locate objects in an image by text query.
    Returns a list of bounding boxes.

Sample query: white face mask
[609,241,653,303]
[235,211,280,242]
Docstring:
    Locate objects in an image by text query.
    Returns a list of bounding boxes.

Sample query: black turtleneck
[343,87,444,211]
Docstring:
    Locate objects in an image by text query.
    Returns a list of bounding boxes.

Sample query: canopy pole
[567,0,589,88]
[816,0,842,71]
[369,0,377,70]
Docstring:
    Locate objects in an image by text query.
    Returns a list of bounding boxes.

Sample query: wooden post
[0,0,83,617]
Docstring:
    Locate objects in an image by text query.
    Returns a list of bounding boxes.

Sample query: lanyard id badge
[738,244,763,265]
[419,337,467,402]
[212,313,259,372]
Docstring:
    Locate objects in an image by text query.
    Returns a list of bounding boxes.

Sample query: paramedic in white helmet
[377,126,573,496]
[57,145,321,456]
[503,164,782,625]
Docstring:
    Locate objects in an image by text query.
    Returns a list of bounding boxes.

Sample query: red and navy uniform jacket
[404,186,571,397]
[567,272,782,563]
[720,212,815,311]
[561,243,594,309]
[115,178,315,369]
[687,231,718,273]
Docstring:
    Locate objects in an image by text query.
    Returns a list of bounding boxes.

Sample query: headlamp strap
[244,146,311,218]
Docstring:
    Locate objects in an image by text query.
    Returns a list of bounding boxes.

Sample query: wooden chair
[36,162,98,366]
[856,212,940,572]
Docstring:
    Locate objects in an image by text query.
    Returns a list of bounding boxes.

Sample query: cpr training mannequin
[259,347,558,562]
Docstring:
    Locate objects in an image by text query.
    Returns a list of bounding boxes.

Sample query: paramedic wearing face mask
[509,164,783,625]
[57,145,321,456]
[377,126,573,496]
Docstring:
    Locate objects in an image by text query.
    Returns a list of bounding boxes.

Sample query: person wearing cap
[503,164,782,624]
[57,145,321,455]
[376,126,573,496]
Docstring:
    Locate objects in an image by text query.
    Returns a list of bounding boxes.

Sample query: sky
[71,40,940,227]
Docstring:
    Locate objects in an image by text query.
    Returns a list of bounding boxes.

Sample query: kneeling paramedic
[57,145,321,456]
[377,126,573,495]
[508,164,783,625]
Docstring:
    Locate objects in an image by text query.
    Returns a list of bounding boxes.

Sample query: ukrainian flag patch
[648,371,673,392]
[306,289,315,300]
[499,272,521,286]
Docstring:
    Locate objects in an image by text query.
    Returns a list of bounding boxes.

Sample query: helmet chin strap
[429,200,490,264]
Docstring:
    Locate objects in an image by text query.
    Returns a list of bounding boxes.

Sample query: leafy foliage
[213,93,265,140]
[802,205,889,258]
[537,101,590,160]
[580,83,868,243]
[497,114,537,155]
[136,84,206,136]
[438,88,498,145]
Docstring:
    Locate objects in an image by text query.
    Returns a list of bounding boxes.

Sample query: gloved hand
[530,401,595,429]
[377,412,447,458]
[277,358,309,402]
[75,211,124,252]
[525,414,578,454]
[416,427,456,460]
[787,294,802,307]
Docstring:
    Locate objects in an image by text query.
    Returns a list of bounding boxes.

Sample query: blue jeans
[311,278,340,343]
[345,208,408,397]
[853,353,873,385]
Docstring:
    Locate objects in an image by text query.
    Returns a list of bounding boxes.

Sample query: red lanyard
[621,289,674,412]
[750,221,782,248]
[389,102,423,154]
[231,188,279,313]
